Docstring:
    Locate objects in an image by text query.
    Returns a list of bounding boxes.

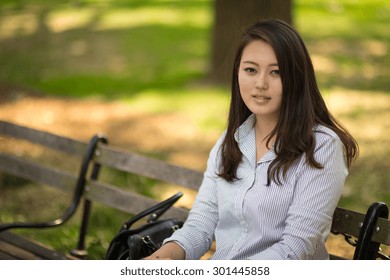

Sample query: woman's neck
[254,115,278,141]
[254,115,278,161]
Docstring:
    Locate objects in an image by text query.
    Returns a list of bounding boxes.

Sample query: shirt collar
[234,114,256,143]
[234,114,276,165]
[234,114,256,166]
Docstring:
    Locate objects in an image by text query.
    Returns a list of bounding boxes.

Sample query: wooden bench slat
[372,217,390,245]
[86,180,190,222]
[0,240,40,260]
[0,120,86,156]
[0,232,72,260]
[332,207,390,245]
[0,152,78,194]
[331,207,364,237]
[95,144,203,191]
[0,251,18,260]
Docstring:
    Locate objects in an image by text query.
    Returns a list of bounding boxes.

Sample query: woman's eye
[270,69,280,75]
[244,67,256,73]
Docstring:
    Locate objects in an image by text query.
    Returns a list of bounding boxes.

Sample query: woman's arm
[249,131,347,259]
[145,133,225,260]
[143,242,185,260]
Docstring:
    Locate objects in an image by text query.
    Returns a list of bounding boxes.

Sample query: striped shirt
[165,114,348,259]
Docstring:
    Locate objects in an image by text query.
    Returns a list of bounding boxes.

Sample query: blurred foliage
[0,0,212,98]
[295,0,390,91]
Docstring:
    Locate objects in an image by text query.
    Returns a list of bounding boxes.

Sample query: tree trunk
[210,0,292,85]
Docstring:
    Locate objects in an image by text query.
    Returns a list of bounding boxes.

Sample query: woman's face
[238,40,283,122]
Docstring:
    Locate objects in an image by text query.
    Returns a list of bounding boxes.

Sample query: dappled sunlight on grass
[94,7,211,31]
[309,37,389,90]
[0,1,211,39]
[311,38,388,79]
[0,11,38,39]
[324,87,390,140]
[48,8,96,33]
[296,0,390,91]
[124,87,229,131]
[0,1,212,94]
[295,0,390,39]
[323,87,390,209]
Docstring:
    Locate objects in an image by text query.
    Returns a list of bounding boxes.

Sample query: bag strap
[122,192,183,230]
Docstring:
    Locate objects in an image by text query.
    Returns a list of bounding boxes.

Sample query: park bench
[0,120,389,260]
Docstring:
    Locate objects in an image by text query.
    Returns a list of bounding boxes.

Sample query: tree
[210,0,292,85]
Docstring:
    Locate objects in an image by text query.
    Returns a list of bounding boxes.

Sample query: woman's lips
[253,95,271,100]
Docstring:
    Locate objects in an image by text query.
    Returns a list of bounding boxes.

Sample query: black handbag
[105,192,184,260]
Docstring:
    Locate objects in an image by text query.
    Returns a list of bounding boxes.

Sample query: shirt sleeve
[163,134,224,259]
[248,131,348,259]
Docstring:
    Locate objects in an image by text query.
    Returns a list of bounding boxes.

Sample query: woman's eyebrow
[242,60,258,66]
[242,60,279,67]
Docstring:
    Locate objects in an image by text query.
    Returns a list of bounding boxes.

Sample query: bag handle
[122,192,183,230]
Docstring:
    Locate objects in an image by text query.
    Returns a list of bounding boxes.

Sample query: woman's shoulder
[312,124,342,147]
[213,129,227,148]
[313,124,339,137]
[208,130,227,157]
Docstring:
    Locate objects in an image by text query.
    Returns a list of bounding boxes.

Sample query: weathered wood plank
[0,152,78,194]
[0,240,41,260]
[0,120,87,156]
[331,207,364,237]
[374,217,390,245]
[85,180,190,222]
[0,251,17,260]
[0,232,72,260]
[332,207,390,245]
[94,144,204,191]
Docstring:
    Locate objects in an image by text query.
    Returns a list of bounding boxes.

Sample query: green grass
[295,0,390,91]
[0,0,213,98]
[295,0,390,38]
[0,0,389,258]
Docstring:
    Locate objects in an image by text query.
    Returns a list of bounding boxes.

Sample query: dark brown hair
[218,19,359,184]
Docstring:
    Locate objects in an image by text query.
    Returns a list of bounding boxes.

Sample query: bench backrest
[86,136,200,221]
[0,120,389,259]
[0,120,84,195]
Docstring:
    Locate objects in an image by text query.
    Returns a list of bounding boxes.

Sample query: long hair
[218,19,359,184]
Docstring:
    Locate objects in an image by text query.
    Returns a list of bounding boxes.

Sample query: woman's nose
[255,73,268,90]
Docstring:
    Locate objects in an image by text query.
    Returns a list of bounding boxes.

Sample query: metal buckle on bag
[172,225,180,231]
[142,235,152,245]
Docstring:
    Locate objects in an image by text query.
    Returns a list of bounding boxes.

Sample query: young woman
[145,19,359,260]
